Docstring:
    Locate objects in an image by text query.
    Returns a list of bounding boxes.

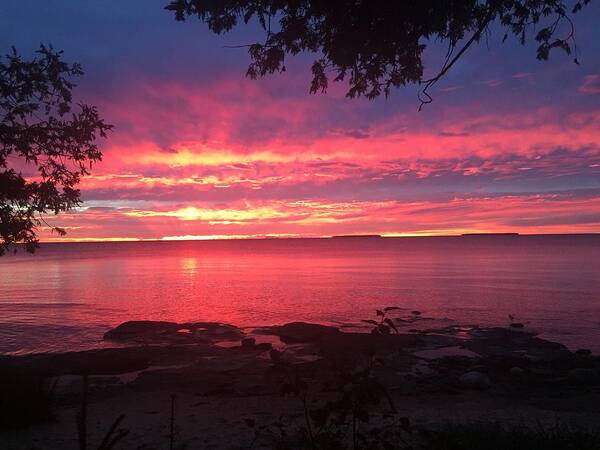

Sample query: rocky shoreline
[2,318,599,449]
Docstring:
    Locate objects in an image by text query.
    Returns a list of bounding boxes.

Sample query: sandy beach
[2,319,599,449]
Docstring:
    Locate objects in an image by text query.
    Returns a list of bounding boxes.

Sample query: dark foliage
[423,422,600,450]
[362,306,401,335]
[0,45,112,255]
[255,353,410,448]
[0,368,56,430]
[75,375,130,450]
[248,309,412,448]
[166,1,590,107]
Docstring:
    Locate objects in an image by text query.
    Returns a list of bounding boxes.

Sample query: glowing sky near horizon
[2,1,600,240]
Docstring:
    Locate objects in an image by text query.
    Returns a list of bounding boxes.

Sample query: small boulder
[103,320,243,344]
[459,371,491,390]
[241,337,256,349]
[568,368,598,384]
[509,366,524,376]
[275,322,340,343]
[104,321,179,341]
[529,367,553,377]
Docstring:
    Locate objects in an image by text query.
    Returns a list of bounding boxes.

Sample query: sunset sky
[2,1,600,241]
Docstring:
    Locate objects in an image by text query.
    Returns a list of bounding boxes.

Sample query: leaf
[378,324,390,334]
[361,319,379,326]
[399,416,411,433]
[535,27,552,43]
[384,318,398,333]
[269,348,283,362]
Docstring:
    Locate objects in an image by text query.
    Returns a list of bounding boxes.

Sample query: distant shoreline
[34,232,600,245]
[331,234,383,239]
[461,232,520,236]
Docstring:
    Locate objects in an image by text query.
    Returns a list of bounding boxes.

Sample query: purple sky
[2,1,600,240]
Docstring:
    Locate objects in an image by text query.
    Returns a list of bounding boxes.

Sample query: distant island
[461,233,520,236]
[331,234,383,239]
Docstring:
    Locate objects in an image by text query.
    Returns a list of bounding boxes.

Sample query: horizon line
[37,232,600,245]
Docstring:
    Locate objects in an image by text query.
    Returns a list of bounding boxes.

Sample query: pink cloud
[579,75,600,94]
[40,193,600,242]
[31,71,600,241]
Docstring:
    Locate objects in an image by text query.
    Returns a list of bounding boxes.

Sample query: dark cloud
[438,131,470,137]
[2,1,600,237]
[579,74,600,94]
[343,129,370,139]
[505,213,600,227]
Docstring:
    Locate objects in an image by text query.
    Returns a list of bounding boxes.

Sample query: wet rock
[509,366,525,376]
[459,371,491,390]
[272,322,340,343]
[104,320,243,344]
[251,343,272,352]
[414,346,478,360]
[237,338,272,353]
[463,327,570,361]
[104,320,180,338]
[529,367,553,377]
[131,352,272,395]
[418,334,462,348]
[319,332,421,360]
[50,345,224,376]
[568,368,598,384]
[241,337,256,348]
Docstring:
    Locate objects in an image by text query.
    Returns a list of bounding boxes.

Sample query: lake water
[1,235,599,355]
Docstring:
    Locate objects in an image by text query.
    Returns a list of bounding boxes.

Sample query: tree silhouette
[0,45,112,255]
[166,0,590,108]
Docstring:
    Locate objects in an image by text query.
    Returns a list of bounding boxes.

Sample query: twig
[76,374,89,450]
[419,8,494,110]
[97,414,129,450]
[169,394,176,450]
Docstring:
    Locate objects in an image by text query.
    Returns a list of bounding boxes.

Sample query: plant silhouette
[0,45,112,255]
[166,0,591,108]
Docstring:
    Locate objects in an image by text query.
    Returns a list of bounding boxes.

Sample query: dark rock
[103,321,179,340]
[0,345,222,377]
[44,348,151,375]
[251,343,272,352]
[463,327,570,360]
[104,320,243,344]
[509,323,525,328]
[568,368,598,384]
[509,366,525,376]
[529,367,554,377]
[459,371,491,390]
[418,334,462,348]
[318,332,421,368]
[131,352,272,395]
[241,337,256,348]
[575,349,592,357]
[273,322,340,343]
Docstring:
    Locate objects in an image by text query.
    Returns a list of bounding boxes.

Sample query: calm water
[1,236,599,355]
